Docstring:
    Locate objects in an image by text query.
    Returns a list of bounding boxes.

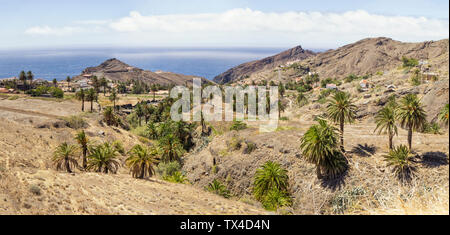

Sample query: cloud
[25,26,84,36]
[24,8,449,47]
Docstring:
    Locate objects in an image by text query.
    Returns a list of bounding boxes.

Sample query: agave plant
[126,144,159,179]
[253,161,289,202]
[384,145,416,181]
[163,171,188,184]
[52,143,79,173]
[87,142,121,174]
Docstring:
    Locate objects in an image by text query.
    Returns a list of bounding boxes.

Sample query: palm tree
[100,77,108,96]
[19,71,26,91]
[52,143,78,173]
[103,106,116,126]
[297,92,308,107]
[75,89,86,112]
[439,104,449,126]
[87,142,120,174]
[86,88,97,112]
[66,76,71,90]
[384,145,416,181]
[253,161,289,202]
[300,119,347,179]
[396,94,427,151]
[52,78,58,87]
[158,134,185,163]
[109,88,119,111]
[75,130,89,169]
[206,179,231,198]
[135,103,144,126]
[126,144,159,179]
[26,71,34,89]
[142,103,153,124]
[326,91,357,152]
[151,84,158,101]
[374,106,398,150]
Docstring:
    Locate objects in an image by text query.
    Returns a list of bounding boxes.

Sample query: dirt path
[0,106,62,119]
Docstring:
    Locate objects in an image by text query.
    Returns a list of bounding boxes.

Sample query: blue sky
[0,0,448,49]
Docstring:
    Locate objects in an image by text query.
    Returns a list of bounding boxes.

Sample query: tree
[109,88,119,111]
[374,106,398,150]
[52,78,58,87]
[87,142,120,174]
[384,145,416,181]
[326,91,357,152]
[151,84,158,101]
[100,77,108,95]
[134,103,144,126]
[52,143,78,173]
[126,144,159,179]
[19,71,27,90]
[26,71,34,90]
[159,134,185,163]
[253,161,289,202]
[297,92,308,107]
[91,76,100,93]
[142,103,153,124]
[66,76,71,90]
[103,106,117,126]
[396,94,427,151]
[439,104,449,126]
[75,89,86,112]
[300,119,347,179]
[278,83,285,97]
[75,130,89,169]
[86,88,97,112]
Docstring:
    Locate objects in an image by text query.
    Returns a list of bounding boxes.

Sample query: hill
[72,58,210,86]
[213,46,316,84]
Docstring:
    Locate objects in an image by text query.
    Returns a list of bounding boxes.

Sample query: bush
[206,179,231,198]
[49,87,64,98]
[422,122,442,135]
[157,161,181,178]
[163,171,188,184]
[230,121,247,131]
[228,137,243,151]
[243,141,257,154]
[402,56,419,68]
[279,117,289,121]
[262,188,292,211]
[29,185,41,196]
[62,115,87,129]
[410,74,421,86]
[330,187,365,214]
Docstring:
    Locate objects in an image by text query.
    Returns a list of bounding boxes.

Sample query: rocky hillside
[72,58,210,86]
[216,37,449,84]
[213,46,316,84]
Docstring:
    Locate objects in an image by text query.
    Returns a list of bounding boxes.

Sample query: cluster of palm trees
[18,71,34,91]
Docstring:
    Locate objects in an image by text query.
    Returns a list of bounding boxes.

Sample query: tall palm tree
[126,144,159,179]
[158,134,185,163]
[26,71,34,90]
[253,161,289,201]
[135,103,144,126]
[109,88,119,111]
[66,76,71,90]
[87,142,120,174]
[86,88,97,112]
[100,77,108,96]
[300,119,347,179]
[326,91,357,152]
[75,130,89,169]
[19,71,26,91]
[142,103,153,124]
[52,78,58,87]
[439,104,449,127]
[151,84,158,101]
[75,89,86,112]
[52,143,78,173]
[396,94,427,151]
[103,106,116,126]
[374,106,398,150]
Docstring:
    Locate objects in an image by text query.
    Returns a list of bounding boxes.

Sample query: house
[326,84,337,90]
[0,88,9,93]
[359,80,370,88]
[82,74,93,79]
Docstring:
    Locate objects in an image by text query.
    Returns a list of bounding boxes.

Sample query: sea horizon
[0,47,327,81]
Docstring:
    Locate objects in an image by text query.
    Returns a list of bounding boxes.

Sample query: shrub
[230,121,247,131]
[410,74,421,86]
[49,87,64,98]
[163,171,188,184]
[384,145,416,181]
[62,115,87,129]
[279,117,289,121]
[262,188,292,211]
[206,179,231,198]
[243,141,257,154]
[157,161,181,178]
[228,137,243,151]
[330,187,365,214]
[422,122,441,135]
[402,56,419,68]
[29,185,41,196]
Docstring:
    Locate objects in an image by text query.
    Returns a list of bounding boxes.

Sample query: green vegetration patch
[60,115,88,129]
[230,121,247,131]
[206,179,231,198]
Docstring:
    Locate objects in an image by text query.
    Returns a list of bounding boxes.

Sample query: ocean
[0,47,287,81]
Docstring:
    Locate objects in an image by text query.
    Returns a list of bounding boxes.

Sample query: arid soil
[0,96,266,215]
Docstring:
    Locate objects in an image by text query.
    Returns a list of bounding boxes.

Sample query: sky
[0,0,448,50]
